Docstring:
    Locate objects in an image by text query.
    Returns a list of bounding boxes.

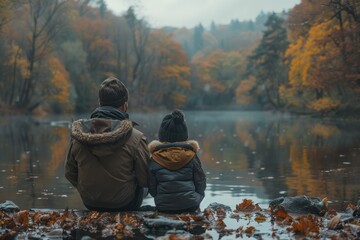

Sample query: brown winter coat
[65,118,149,209]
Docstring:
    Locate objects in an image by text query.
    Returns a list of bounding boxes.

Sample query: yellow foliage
[7,43,30,78]
[192,50,246,94]
[286,20,337,89]
[308,98,340,112]
[311,124,340,139]
[159,66,191,89]
[0,0,12,30]
[49,127,69,175]
[170,92,187,108]
[48,56,70,104]
[235,76,256,105]
[148,30,191,106]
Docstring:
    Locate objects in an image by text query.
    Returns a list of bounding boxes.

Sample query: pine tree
[247,13,289,108]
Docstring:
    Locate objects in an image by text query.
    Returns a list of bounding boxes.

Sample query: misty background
[0,0,359,117]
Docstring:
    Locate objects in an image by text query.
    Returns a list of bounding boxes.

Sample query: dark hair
[99,77,129,108]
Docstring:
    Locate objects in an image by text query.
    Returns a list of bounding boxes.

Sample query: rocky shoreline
[1,197,359,239]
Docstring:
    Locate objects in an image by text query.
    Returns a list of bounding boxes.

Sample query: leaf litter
[0,199,359,239]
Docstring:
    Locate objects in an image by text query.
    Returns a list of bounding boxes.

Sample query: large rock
[143,216,186,229]
[269,195,328,216]
[353,200,360,217]
[0,200,20,212]
[206,202,232,212]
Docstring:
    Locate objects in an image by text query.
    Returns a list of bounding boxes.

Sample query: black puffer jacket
[148,140,206,212]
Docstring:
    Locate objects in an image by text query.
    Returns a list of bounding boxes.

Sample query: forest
[0,0,359,116]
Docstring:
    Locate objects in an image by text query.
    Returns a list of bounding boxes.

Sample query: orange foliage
[287,0,331,41]
[16,210,29,228]
[48,56,70,104]
[270,206,293,224]
[285,0,360,112]
[254,212,267,223]
[49,127,69,175]
[6,43,30,78]
[286,20,338,90]
[291,215,320,235]
[235,76,257,106]
[192,50,246,93]
[244,226,256,236]
[308,98,340,112]
[311,124,340,139]
[148,30,191,107]
[235,199,262,212]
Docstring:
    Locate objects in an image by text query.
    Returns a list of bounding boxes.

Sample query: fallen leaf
[327,214,341,230]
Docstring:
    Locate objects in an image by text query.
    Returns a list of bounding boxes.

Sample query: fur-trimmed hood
[148,140,200,170]
[71,118,133,146]
[148,140,200,154]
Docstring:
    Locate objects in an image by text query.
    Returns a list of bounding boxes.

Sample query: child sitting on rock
[148,109,206,213]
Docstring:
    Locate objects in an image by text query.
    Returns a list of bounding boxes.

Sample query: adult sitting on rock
[65,77,149,211]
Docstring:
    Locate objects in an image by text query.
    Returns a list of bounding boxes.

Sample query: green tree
[193,23,204,52]
[247,13,289,108]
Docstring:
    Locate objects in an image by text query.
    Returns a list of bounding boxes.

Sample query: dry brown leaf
[235,199,261,212]
[254,215,266,223]
[327,214,341,230]
[177,215,191,222]
[244,226,255,236]
[271,206,293,224]
[168,234,189,240]
[16,210,29,228]
[216,218,226,228]
[190,214,204,222]
[216,208,227,217]
[291,215,320,235]
[115,223,124,232]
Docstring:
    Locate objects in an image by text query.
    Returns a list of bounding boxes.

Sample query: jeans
[158,206,199,214]
[84,187,148,212]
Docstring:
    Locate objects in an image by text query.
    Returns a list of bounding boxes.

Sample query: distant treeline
[0,0,359,116]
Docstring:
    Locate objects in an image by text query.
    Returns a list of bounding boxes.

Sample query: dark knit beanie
[158,110,188,143]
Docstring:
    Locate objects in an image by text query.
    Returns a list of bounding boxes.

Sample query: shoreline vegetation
[3,105,360,124]
[1,198,359,239]
[0,1,359,117]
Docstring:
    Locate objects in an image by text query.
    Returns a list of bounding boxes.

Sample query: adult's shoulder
[128,126,148,144]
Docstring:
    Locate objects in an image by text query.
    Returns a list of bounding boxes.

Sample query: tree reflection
[0,113,359,210]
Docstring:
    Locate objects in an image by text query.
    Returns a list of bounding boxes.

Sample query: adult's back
[65,77,149,211]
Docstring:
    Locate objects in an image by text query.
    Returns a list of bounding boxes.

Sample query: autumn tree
[44,56,72,113]
[247,13,289,109]
[0,43,29,105]
[193,23,204,53]
[16,0,69,109]
[285,0,360,115]
[124,6,150,101]
[190,50,248,108]
[0,0,13,33]
[145,31,191,108]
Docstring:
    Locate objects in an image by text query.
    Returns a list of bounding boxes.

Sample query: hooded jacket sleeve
[193,155,206,196]
[134,135,150,188]
[65,140,78,188]
[148,160,157,197]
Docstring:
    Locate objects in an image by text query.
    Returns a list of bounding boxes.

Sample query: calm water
[0,111,359,212]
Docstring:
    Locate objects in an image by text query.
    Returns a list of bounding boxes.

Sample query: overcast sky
[105,0,301,28]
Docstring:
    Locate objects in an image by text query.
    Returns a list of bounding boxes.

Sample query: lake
[0,111,359,212]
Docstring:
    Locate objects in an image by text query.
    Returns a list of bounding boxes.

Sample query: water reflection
[0,112,359,211]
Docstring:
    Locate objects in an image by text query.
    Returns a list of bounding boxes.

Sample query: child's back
[148,110,206,213]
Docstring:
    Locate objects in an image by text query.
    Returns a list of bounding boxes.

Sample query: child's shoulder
[148,140,200,153]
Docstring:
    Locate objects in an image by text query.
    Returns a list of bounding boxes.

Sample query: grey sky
[105,0,301,28]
